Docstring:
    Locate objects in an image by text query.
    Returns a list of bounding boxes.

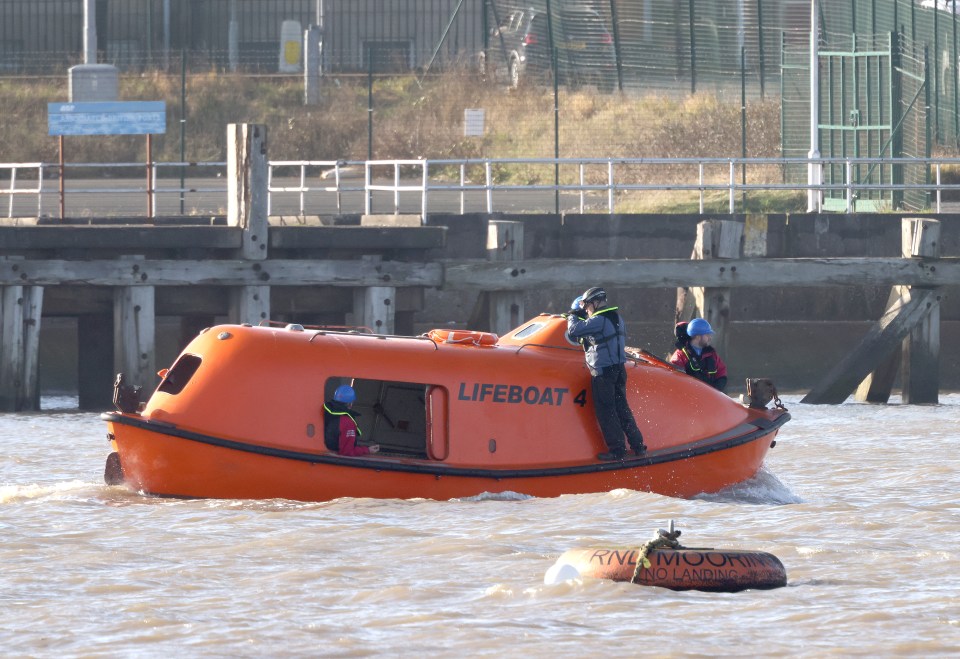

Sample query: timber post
[353,255,396,334]
[675,219,743,357]
[856,218,941,404]
[227,123,271,325]
[487,220,524,337]
[805,219,941,405]
[0,256,45,411]
[900,218,940,403]
[114,255,156,393]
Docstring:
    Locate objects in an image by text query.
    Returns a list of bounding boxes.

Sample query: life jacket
[567,306,627,374]
[323,400,361,452]
[679,345,726,381]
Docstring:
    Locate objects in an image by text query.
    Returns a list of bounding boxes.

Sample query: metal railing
[5,156,960,219]
[265,156,960,218]
[1,163,45,219]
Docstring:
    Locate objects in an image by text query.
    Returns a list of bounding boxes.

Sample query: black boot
[597,451,625,461]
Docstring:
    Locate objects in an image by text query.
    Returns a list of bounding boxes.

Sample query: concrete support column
[487,220,524,337]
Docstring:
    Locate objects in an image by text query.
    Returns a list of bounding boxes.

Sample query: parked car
[478,6,618,93]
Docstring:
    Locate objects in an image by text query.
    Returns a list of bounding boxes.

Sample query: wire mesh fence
[4,0,960,213]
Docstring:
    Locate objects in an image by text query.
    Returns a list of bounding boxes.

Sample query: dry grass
[1,72,782,187]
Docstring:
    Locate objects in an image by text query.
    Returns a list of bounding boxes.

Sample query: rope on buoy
[631,520,685,584]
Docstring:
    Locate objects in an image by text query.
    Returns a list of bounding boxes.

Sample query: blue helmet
[333,384,356,404]
[687,318,714,337]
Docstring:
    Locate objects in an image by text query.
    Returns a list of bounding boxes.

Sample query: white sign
[464,109,485,137]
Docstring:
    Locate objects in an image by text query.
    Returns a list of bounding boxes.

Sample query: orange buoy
[544,523,786,592]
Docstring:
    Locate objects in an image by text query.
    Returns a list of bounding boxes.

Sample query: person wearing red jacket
[670,319,728,392]
[323,385,380,456]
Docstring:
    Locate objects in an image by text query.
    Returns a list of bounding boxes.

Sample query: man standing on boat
[566,287,646,461]
[323,385,380,456]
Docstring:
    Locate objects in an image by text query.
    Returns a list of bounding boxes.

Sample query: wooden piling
[0,256,44,411]
[230,286,270,326]
[855,218,941,404]
[114,277,156,393]
[227,123,271,325]
[900,219,941,404]
[675,219,743,357]
[487,220,524,337]
[352,255,396,334]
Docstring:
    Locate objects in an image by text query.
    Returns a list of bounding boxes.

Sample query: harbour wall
[17,211,960,399]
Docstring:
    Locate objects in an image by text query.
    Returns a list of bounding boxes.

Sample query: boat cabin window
[157,354,202,395]
[325,377,448,460]
[512,321,546,340]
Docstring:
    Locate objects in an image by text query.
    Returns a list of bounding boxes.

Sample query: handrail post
[421,160,428,221]
[699,162,704,214]
[579,162,585,214]
[7,166,14,219]
[335,163,342,214]
[365,162,372,215]
[607,159,614,213]
[37,164,44,218]
[151,163,158,218]
[845,159,853,213]
[459,163,465,215]
[936,163,942,213]
[728,160,735,213]
[299,163,306,217]
[267,164,273,217]
[485,160,492,213]
[394,161,400,213]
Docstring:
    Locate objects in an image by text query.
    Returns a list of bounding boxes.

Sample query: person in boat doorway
[670,318,728,392]
[566,287,647,462]
[323,385,380,456]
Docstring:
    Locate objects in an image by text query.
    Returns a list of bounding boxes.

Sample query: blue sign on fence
[48,101,167,136]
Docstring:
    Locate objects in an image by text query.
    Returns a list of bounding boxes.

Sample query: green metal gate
[782,31,930,211]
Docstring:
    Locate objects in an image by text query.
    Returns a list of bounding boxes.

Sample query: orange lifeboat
[102,314,789,501]
[544,523,787,592]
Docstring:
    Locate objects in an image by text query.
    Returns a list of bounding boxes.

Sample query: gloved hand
[571,295,583,310]
[567,306,588,320]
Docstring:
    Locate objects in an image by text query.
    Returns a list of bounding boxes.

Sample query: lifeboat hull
[544,547,787,592]
[104,411,785,501]
[102,315,790,501]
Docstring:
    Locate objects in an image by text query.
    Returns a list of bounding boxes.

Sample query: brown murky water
[1,395,958,656]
